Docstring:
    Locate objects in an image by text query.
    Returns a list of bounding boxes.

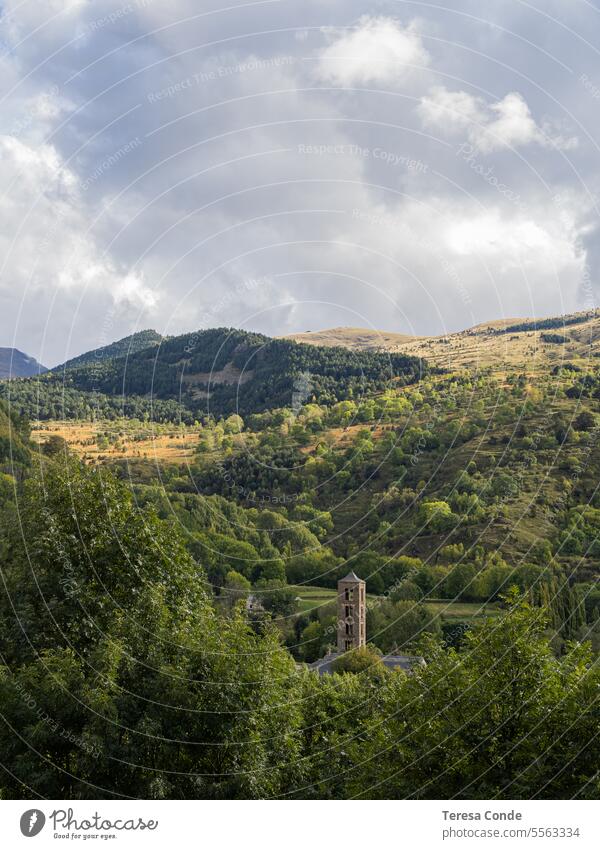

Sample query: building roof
[381,654,426,672]
[339,571,364,583]
[308,653,341,675]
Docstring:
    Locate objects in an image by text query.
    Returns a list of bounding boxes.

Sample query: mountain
[6,308,600,423]
[56,327,426,415]
[1,327,426,422]
[57,329,163,370]
[5,310,600,423]
[0,348,47,380]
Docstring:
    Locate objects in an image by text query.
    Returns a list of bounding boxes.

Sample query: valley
[1,309,599,800]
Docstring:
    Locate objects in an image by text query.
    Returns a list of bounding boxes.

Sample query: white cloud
[419,87,578,152]
[114,274,158,310]
[336,194,584,323]
[443,209,579,272]
[484,92,541,151]
[317,16,429,86]
[418,87,485,131]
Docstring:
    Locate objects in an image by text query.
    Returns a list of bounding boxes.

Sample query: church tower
[337,572,366,653]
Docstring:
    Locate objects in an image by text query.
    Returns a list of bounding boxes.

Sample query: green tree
[417,500,457,534]
[573,410,595,431]
[331,644,386,676]
[367,599,440,653]
[254,579,298,617]
[354,596,600,799]
[0,460,305,799]
[222,570,251,610]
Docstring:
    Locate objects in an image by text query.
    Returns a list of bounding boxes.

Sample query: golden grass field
[31,421,201,463]
[288,311,600,373]
[283,327,418,350]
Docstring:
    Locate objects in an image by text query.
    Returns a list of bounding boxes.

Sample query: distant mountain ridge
[287,311,600,350]
[0,348,47,380]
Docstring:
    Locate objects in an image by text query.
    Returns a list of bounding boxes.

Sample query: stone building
[309,571,425,676]
[337,570,366,652]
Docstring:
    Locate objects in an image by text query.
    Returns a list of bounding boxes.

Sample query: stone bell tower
[337,571,366,653]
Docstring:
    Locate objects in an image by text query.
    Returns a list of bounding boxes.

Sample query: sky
[0,0,599,366]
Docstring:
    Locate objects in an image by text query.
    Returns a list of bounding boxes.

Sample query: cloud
[0,0,596,363]
[334,193,584,331]
[317,16,429,86]
[443,209,579,272]
[0,137,94,285]
[0,133,156,361]
[1,0,85,44]
[418,87,485,132]
[419,87,578,152]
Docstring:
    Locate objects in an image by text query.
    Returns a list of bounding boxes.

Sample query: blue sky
[0,0,599,365]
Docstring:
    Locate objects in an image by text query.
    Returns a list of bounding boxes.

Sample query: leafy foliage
[0,398,31,469]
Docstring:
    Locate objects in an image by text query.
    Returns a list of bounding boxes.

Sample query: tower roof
[339,571,364,583]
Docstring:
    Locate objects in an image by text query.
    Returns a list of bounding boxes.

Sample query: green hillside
[2,327,425,421]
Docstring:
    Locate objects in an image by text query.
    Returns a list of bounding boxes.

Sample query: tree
[390,580,423,601]
[367,599,440,653]
[222,570,251,609]
[331,644,386,675]
[443,562,477,600]
[223,414,244,434]
[0,458,209,664]
[0,460,305,799]
[417,500,457,534]
[40,434,69,457]
[298,620,327,663]
[574,410,595,431]
[254,579,298,617]
[353,595,600,799]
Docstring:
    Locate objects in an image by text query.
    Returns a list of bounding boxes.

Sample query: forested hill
[0,348,47,379]
[57,329,163,370]
[1,327,426,421]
